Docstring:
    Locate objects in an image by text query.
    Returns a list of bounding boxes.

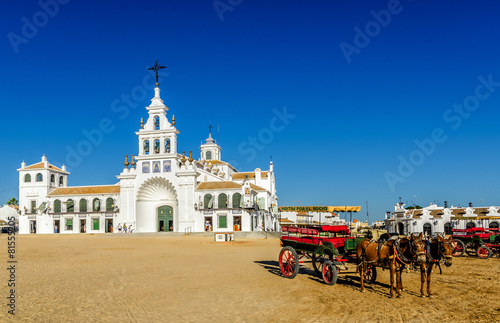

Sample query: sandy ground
[0,233,499,322]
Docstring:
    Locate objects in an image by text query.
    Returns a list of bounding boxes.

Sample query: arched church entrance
[136,177,178,233]
[158,205,173,232]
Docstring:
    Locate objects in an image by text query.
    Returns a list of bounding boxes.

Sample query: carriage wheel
[312,251,334,277]
[279,246,300,279]
[322,261,338,286]
[476,246,492,259]
[465,242,477,256]
[363,264,377,284]
[451,240,465,257]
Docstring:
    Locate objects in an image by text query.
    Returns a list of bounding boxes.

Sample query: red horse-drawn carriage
[451,227,500,258]
[278,224,376,285]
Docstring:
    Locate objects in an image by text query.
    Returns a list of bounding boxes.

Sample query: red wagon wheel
[476,246,491,259]
[322,261,338,285]
[451,240,465,257]
[279,246,300,278]
[312,251,334,277]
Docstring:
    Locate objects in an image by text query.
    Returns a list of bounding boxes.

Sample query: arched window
[444,222,452,235]
[206,151,212,160]
[106,198,114,212]
[490,221,499,229]
[24,174,31,182]
[66,199,74,213]
[59,176,64,186]
[144,140,150,155]
[466,222,475,229]
[79,199,87,213]
[204,194,213,209]
[54,200,61,213]
[154,139,160,154]
[218,193,228,209]
[165,139,171,153]
[36,173,43,182]
[423,223,432,236]
[232,193,242,209]
[93,198,101,212]
[50,174,55,184]
[154,116,160,130]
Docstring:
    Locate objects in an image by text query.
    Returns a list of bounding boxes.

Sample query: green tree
[6,198,18,206]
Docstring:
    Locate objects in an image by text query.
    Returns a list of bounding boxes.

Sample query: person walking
[123,223,127,233]
[117,223,122,233]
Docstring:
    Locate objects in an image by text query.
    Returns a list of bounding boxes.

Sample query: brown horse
[393,233,427,294]
[357,233,426,298]
[418,235,454,297]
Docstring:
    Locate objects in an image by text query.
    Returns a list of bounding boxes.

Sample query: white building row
[384,201,500,236]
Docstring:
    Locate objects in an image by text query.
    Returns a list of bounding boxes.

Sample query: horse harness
[426,238,453,274]
[394,237,425,266]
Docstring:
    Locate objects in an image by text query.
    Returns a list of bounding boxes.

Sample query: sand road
[1,234,499,322]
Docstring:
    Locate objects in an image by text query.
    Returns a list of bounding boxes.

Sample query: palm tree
[6,198,18,206]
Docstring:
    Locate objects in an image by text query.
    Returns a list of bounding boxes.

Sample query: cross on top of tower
[207,122,213,135]
[147,60,166,87]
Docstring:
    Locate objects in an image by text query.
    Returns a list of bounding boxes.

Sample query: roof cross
[147,60,166,87]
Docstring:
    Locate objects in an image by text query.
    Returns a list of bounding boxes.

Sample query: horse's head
[437,235,454,267]
[410,233,427,265]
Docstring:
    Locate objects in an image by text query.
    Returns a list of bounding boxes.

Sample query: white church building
[18,77,279,234]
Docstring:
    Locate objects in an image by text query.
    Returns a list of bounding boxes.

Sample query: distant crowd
[117,223,133,233]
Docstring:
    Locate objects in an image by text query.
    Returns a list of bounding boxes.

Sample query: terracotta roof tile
[451,209,466,217]
[196,181,242,190]
[249,183,269,193]
[232,172,268,180]
[49,185,120,196]
[25,162,64,172]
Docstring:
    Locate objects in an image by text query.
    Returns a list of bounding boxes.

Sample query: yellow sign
[279,206,361,213]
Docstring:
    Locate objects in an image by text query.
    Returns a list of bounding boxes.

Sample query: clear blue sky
[2,0,500,222]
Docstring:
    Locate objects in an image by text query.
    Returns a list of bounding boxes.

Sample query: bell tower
[136,62,179,157]
[200,124,221,161]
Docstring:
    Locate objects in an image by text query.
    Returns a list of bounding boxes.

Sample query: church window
[204,194,213,209]
[50,174,55,184]
[218,193,228,209]
[93,198,101,212]
[31,201,37,214]
[59,176,64,186]
[24,174,31,182]
[154,116,160,130]
[165,139,171,153]
[36,173,43,182]
[154,139,160,154]
[490,221,499,229]
[206,151,212,160]
[66,199,74,213]
[106,198,114,212]
[54,200,62,213]
[466,222,475,229]
[79,199,87,213]
[232,193,242,209]
[218,215,227,228]
[144,140,150,155]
